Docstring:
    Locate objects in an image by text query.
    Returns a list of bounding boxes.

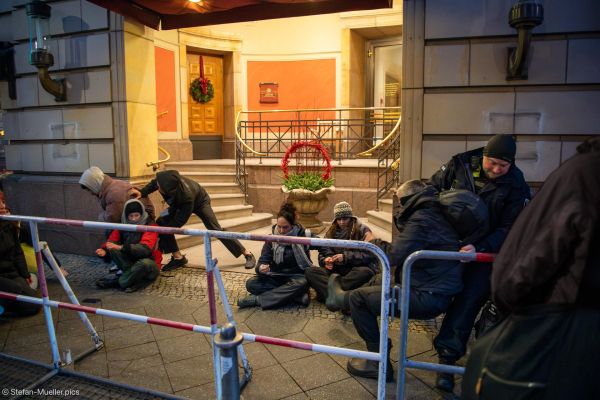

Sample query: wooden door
[187,53,224,138]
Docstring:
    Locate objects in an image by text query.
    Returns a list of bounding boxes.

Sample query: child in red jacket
[95,200,162,293]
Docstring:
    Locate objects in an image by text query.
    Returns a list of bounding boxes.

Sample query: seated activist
[305,201,377,311]
[95,200,162,293]
[238,201,326,310]
[0,190,41,316]
[130,170,256,271]
[326,180,465,381]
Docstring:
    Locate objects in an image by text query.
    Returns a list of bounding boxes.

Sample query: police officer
[428,134,530,392]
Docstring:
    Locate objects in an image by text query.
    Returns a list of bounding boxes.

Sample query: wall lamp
[507,0,544,80]
[26,0,66,101]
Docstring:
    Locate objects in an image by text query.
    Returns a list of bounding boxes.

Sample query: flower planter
[282,186,335,230]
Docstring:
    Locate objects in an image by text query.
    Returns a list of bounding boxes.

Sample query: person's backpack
[439,189,490,245]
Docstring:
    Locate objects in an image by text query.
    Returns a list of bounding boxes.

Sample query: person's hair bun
[277,201,297,225]
[280,201,296,214]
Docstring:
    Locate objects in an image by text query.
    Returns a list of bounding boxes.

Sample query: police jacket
[139,170,208,228]
[0,221,30,280]
[427,148,530,253]
[371,186,463,295]
[491,137,600,315]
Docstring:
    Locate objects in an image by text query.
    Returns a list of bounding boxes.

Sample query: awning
[86,0,393,30]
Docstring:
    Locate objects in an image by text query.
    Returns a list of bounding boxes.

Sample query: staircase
[366,198,394,233]
[163,161,272,250]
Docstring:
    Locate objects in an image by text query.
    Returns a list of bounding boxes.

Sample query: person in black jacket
[238,201,327,310]
[305,202,377,311]
[327,180,464,381]
[130,170,256,271]
[428,134,530,392]
[0,191,41,316]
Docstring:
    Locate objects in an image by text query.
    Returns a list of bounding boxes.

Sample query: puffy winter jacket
[371,186,463,295]
[318,221,378,272]
[98,176,155,223]
[104,221,163,266]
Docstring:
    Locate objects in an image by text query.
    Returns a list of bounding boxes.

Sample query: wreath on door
[190,55,214,103]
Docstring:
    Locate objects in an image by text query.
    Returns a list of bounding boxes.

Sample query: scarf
[271,224,313,271]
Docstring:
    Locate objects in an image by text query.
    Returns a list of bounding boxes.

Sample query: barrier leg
[41,244,103,352]
[378,266,391,399]
[396,256,414,400]
[204,235,222,399]
[213,265,251,387]
[29,222,61,368]
[214,323,243,400]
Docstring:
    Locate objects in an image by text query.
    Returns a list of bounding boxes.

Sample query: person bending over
[130,170,255,271]
[95,200,162,293]
[305,201,377,312]
[327,180,463,381]
[237,201,326,310]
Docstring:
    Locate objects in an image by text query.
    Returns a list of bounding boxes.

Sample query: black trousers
[305,265,375,303]
[158,196,246,257]
[350,275,450,345]
[0,276,41,316]
[246,274,308,310]
[433,262,492,359]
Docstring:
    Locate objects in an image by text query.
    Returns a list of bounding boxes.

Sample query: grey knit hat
[333,202,353,219]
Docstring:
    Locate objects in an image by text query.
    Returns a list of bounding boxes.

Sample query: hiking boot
[96,277,120,289]
[325,274,344,312]
[292,293,310,306]
[237,294,260,308]
[162,255,188,272]
[435,349,459,392]
[347,340,394,382]
[244,253,256,269]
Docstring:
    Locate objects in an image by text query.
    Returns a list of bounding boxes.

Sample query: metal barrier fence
[395,250,496,400]
[0,214,393,399]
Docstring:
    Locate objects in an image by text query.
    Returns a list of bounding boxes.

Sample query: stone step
[367,210,392,233]
[379,198,394,212]
[187,204,254,224]
[180,172,239,184]
[206,193,246,207]
[199,183,242,195]
[165,161,236,173]
[175,213,273,250]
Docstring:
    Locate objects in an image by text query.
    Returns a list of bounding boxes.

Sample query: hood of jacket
[121,199,149,226]
[394,186,440,230]
[80,166,105,195]
[156,171,186,198]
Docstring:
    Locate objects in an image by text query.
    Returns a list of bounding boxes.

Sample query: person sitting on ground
[129,170,256,272]
[0,190,41,316]
[326,180,464,381]
[238,201,326,310]
[305,201,377,312]
[94,199,162,293]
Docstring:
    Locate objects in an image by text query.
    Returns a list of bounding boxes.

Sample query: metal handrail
[146,146,171,171]
[357,115,401,157]
[235,107,401,157]
[391,157,401,171]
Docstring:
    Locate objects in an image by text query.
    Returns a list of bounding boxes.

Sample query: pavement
[0,220,467,399]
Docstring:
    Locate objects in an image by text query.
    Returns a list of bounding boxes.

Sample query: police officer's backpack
[439,189,490,245]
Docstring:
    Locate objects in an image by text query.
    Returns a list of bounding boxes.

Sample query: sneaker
[244,253,256,269]
[162,255,188,272]
[237,294,260,308]
[116,270,123,276]
[109,264,119,273]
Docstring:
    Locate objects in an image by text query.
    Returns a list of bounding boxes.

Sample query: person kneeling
[95,200,162,293]
[305,201,377,312]
[238,202,326,310]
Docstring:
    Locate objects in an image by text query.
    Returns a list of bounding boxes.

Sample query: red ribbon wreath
[280,141,333,181]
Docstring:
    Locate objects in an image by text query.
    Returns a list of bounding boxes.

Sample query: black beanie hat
[483,134,516,163]
[125,201,143,217]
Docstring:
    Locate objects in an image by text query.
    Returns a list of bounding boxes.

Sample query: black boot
[325,274,345,312]
[347,340,394,382]
[435,349,458,392]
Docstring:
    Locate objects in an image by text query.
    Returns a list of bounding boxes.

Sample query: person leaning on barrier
[428,134,530,392]
[0,190,41,316]
[94,200,162,293]
[305,201,377,313]
[461,135,600,400]
[326,180,464,381]
[129,170,256,272]
[79,166,155,224]
[237,201,327,310]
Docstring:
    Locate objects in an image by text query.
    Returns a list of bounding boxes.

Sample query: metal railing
[234,107,401,208]
[0,214,393,399]
[146,146,171,171]
[395,250,497,400]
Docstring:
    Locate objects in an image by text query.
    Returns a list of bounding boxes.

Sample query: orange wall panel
[154,47,177,132]
[247,59,336,120]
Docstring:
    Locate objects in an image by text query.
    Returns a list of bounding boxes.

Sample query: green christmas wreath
[190,77,214,103]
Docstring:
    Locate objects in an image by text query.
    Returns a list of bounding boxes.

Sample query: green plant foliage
[281,172,335,192]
